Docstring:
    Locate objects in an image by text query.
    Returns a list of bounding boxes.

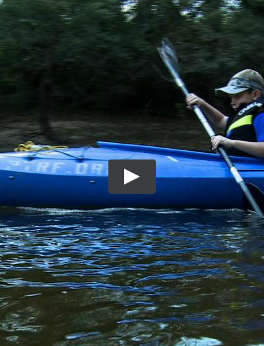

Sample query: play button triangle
[123,168,140,185]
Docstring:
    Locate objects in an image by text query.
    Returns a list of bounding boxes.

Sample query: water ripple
[0,208,263,345]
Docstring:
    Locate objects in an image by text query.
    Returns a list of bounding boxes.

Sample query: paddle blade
[158,38,180,73]
[244,183,264,213]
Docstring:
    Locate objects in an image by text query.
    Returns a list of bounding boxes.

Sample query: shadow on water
[0,207,264,345]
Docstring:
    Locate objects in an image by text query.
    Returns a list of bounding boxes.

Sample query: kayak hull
[0,141,263,210]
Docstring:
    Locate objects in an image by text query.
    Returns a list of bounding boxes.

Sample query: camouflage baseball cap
[215,69,264,96]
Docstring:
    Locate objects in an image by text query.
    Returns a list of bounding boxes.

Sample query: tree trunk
[39,74,54,138]
[38,65,63,144]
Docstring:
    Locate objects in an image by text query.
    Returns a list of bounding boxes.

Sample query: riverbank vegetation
[0,0,263,140]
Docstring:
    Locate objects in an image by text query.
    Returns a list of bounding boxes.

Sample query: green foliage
[0,0,263,113]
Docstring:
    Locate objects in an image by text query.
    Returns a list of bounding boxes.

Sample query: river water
[0,207,264,345]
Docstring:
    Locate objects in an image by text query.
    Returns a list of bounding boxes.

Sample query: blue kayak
[0,141,263,210]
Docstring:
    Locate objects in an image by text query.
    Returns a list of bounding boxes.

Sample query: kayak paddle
[158,38,264,217]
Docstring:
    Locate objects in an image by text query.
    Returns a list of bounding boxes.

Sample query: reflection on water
[0,208,264,345]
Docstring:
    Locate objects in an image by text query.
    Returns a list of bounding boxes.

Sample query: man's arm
[186,93,228,130]
[211,136,264,157]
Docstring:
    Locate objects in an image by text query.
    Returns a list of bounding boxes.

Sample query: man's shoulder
[254,111,264,121]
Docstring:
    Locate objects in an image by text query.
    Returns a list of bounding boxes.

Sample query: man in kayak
[186,69,264,157]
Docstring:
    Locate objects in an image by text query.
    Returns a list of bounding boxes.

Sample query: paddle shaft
[163,52,264,217]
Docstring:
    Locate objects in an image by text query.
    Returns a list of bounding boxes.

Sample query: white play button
[108,160,156,194]
[123,168,140,185]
